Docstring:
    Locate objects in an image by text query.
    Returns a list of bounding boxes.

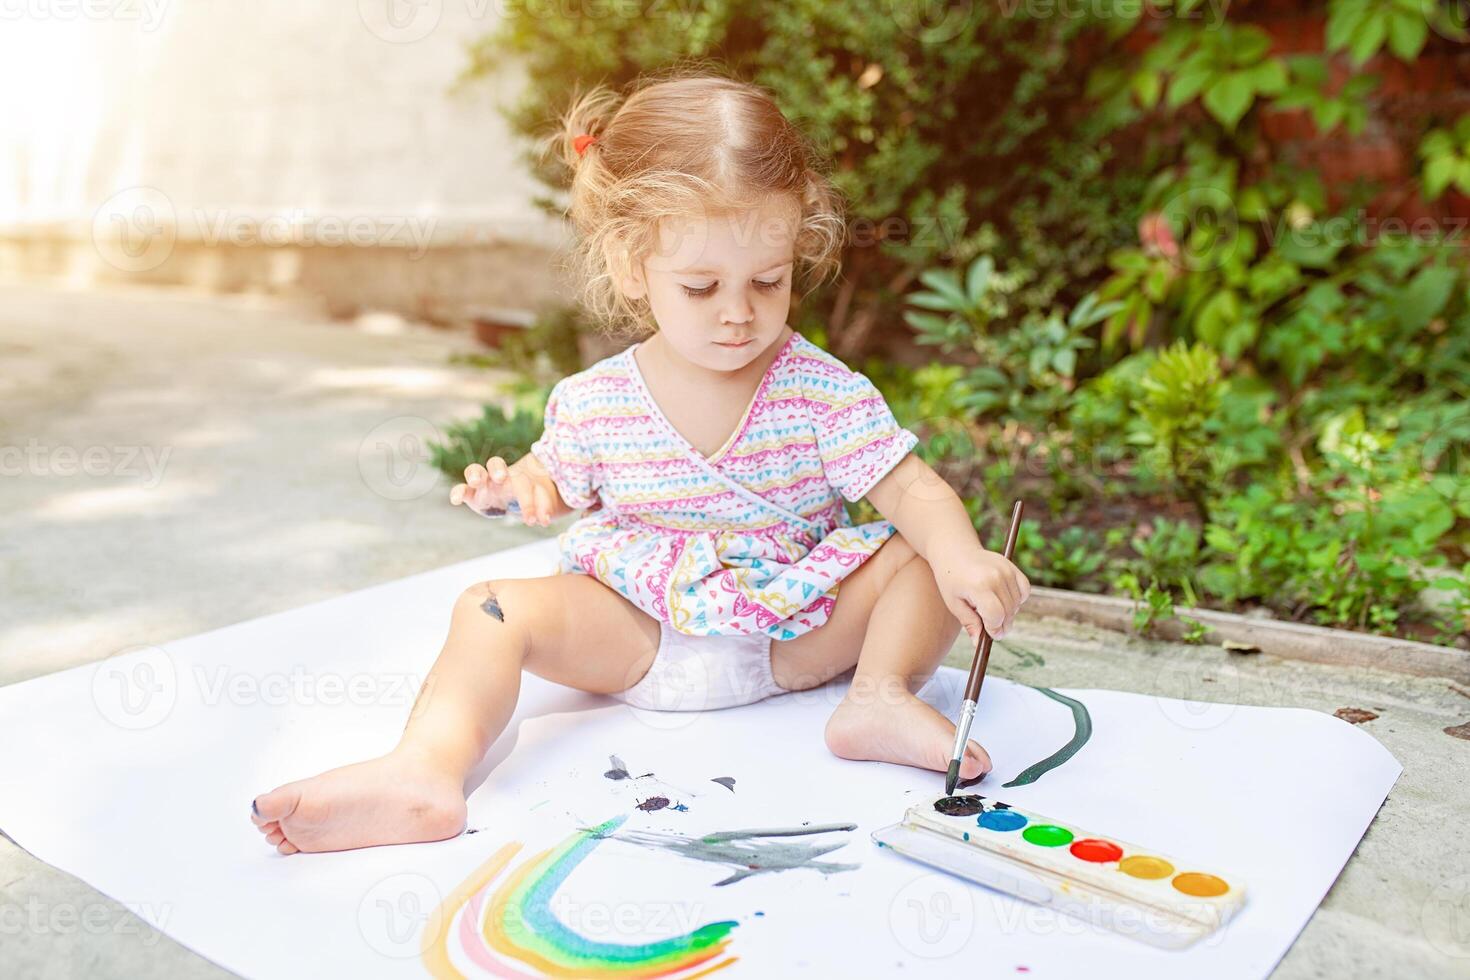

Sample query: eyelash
[681,278,786,298]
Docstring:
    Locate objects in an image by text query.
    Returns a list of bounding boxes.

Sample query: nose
[719,293,754,325]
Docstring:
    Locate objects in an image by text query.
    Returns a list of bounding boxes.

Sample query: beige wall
[0,1,568,319]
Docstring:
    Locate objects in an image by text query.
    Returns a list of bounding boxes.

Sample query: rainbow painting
[421,814,740,979]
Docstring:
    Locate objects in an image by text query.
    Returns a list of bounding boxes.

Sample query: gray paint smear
[600,822,860,886]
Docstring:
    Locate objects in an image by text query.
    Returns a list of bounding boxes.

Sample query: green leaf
[1230,27,1272,65]
[1053,346,1078,378]
[1168,63,1213,108]
[1195,290,1241,349]
[1132,69,1162,110]
[1314,100,1345,133]
[1326,2,1367,52]
[1246,59,1289,96]
[916,269,969,310]
[907,291,962,312]
[1395,266,1458,332]
[1424,155,1456,200]
[1275,227,1345,270]
[964,256,994,304]
[1203,72,1255,130]
[1349,13,1389,66]
[1387,10,1429,61]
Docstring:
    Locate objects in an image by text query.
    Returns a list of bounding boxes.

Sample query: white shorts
[610,622,789,712]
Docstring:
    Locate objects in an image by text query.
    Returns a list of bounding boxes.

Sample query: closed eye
[680,277,788,299]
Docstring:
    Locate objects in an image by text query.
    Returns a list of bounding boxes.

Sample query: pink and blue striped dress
[529,330,919,641]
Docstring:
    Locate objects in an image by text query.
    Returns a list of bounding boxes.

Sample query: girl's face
[621,198,798,375]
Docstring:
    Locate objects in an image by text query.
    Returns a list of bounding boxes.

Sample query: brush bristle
[944,759,960,796]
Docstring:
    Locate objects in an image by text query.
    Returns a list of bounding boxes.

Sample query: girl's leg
[249,573,659,854]
[769,533,989,781]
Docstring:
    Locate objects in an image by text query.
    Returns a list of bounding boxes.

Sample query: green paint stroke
[1002,687,1093,788]
[499,815,739,970]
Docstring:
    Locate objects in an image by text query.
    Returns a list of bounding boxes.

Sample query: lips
[716,339,752,347]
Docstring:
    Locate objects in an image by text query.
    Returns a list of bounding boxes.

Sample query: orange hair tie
[573,134,598,157]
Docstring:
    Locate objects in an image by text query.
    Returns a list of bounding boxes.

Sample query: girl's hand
[449,455,560,528]
[928,538,1031,641]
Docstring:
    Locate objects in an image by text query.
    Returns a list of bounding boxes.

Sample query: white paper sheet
[0,539,1401,978]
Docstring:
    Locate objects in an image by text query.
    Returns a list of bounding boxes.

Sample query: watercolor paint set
[872,793,1247,950]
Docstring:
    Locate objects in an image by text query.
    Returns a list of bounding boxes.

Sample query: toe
[961,740,992,778]
[253,784,303,825]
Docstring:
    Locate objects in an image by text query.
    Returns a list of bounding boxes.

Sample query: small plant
[1131,343,1225,524]
[429,403,546,483]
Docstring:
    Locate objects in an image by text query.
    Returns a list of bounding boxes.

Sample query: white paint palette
[873,793,1248,950]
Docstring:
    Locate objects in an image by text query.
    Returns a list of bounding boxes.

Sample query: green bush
[455,2,1470,643]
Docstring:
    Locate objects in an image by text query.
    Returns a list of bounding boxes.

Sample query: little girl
[251,73,1029,854]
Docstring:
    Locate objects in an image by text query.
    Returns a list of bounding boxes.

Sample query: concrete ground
[2,284,1467,979]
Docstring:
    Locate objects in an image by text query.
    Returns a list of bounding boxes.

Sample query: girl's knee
[453,579,540,637]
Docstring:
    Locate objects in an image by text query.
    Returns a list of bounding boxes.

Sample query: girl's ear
[604,237,647,301]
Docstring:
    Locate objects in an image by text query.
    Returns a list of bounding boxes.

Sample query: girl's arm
[865,452,1029,639]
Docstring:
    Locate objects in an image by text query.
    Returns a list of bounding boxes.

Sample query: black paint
[480,591,505,621]
[933,795,985,817]
[636,796,670,812]
[604,755,630,780]
[711,777,736,792]
[957,772,987,789]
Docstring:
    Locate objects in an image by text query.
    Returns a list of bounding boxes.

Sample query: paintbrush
[944,499,1025,796]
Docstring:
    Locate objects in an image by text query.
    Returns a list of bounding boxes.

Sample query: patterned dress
[529,330,919,641]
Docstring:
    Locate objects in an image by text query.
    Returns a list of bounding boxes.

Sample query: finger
[276,839,299,855]
[972,592,1008,638]
[990,569,1019,616]
[471,484,503,512]
[509,471,536,524]
[265,829,285,846]
[464,463,487,487]
[950,596,984,641]
[450,483,467,506]
[486,457,509,482]
[533,483,552,526]
[1016,569,1032,604]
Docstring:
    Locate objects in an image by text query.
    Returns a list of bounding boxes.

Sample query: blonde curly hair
[546,69,846,341]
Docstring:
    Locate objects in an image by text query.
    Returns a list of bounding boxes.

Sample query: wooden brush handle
[962,500,1025,704]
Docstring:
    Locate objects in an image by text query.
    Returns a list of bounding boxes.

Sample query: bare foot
[824,689,991,782]
[250,749,467,855]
